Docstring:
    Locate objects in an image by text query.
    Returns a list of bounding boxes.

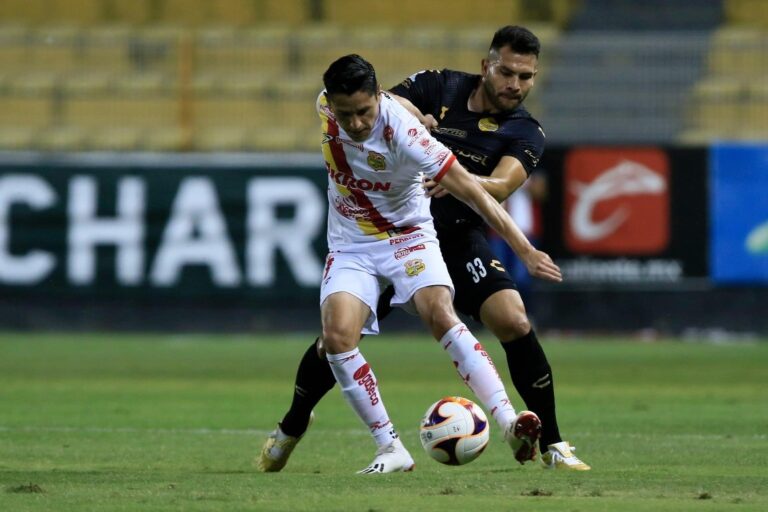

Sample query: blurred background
[0,0,766,334]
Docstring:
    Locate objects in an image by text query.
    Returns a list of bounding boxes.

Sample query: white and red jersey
[317,90,456,251]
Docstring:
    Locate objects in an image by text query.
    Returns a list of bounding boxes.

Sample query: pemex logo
[564,148,670,254]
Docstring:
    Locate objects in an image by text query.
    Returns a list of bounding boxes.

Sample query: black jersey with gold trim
[390,69,545,230]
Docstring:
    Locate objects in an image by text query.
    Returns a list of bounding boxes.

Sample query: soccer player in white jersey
[310,54,561,474]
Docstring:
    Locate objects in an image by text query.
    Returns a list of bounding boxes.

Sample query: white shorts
[320,233,454,335]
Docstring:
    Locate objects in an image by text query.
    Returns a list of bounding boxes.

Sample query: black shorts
[376,226,517,322]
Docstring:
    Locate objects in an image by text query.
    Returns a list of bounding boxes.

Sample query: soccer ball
[419,396,490,465]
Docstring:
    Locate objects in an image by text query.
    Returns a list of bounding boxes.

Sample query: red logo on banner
[564,148,670,254]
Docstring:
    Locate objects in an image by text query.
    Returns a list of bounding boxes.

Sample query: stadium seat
[79,25,135,73]
[87,126,142,151]
[142,126,188,151]
[725,0,768,29]
[63,95,179,128]
[36,126,88,151]
[0,94,55,130]
[248,126,302,152]
[0,126,36,149]
[193,126,247,151]
[195,26,290,75]
[322,0,521,26]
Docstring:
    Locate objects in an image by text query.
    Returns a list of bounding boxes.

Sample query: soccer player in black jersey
[258,25,590,472]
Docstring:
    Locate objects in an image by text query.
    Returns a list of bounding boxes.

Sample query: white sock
[327,348,398,447]
[439,323,517,429]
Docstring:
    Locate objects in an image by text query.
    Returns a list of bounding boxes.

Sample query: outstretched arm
[436,160,561,282]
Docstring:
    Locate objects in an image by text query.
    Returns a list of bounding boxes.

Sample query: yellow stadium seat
[0,126,36,149]
[0,0,49,23]
[79,25,135,73]
[64,95,179,128]
[0,95,54,128]
[195,28,290,74]
[36,126,88,151]
[194,126,248,151]
[87,126,143,150]
[142,126,188,151]
[248,126,302,151]
[323,0,520,26]
[725,0,768,29]
[48,0,106,25]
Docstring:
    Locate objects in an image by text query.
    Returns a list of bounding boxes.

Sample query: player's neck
[468,86,498,114]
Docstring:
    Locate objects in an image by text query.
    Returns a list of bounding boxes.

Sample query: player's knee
[496,313,531,341]
[423,305,460,339]
[315,336,327,360]
[321,327,359,354]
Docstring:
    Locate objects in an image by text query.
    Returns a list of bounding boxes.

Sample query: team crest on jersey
[478,117,499,132]
[404,258,426,277]
[367,151,386,171]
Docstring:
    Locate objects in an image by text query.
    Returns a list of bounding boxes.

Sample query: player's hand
[421,114,439,131]
[423,178,450,198]
[523,250,562,282]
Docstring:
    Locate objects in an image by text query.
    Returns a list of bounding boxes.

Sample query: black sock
[501,329,562,448]
[279,338,337,438]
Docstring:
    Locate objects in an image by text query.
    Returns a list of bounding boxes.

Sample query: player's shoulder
[501,106,546,140]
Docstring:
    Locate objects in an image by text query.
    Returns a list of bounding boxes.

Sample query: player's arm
[436,160,561,282]
[426,155,527,201]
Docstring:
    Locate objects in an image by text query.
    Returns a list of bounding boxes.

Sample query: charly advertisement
[539,147,709,286]
[0,155,329,301]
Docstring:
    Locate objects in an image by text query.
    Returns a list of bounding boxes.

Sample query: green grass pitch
[0,332,766,511]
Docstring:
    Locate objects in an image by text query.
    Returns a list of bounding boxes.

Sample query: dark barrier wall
[0,148,765,333]
[0,153,328,303]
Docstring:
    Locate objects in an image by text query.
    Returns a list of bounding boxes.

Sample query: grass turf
[0,332,766,511]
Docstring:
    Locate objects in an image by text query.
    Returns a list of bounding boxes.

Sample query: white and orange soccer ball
[419,396,490,465]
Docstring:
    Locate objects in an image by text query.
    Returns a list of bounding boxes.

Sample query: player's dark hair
[323,54,378,96]
[490,25,540,57]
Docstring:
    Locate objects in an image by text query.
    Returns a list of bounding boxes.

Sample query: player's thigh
[320,251,385,339]
[411,285,461,337]
[378,238,454,314]
[441,228,520,321]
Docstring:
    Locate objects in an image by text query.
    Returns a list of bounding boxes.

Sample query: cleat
[256,412,314,472]
[356,438,415,474]
[504,410,542,464]
[541,441,591,471]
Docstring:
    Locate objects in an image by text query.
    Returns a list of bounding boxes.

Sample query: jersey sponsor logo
[367,151,386,171]
[478,117,499,132]
[407,128,418,137]
[389,232,424,245]
[394,243,426,260]
[434,127,467,138]
[327,165,392,191]
[443,142,490,168]
[322,133,364,152]
[439,106,449,120]
[383,125,394,142]
[564,148,670,254]
[333,197,374,221]
[404,258,426,277]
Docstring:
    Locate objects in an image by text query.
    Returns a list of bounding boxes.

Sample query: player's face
[327,90,380,142]
[481,46,537,112]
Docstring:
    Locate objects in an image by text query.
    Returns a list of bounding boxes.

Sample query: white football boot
[356,438,415,474]
[256,412,314,472]
[504,410,542,464]
[541,441,591,470]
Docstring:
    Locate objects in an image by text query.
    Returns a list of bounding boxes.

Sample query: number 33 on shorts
[466,257,505,283]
